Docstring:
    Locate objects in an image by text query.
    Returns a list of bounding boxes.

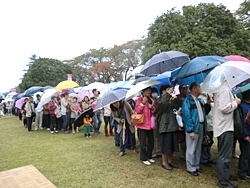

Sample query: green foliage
[236,0,250,30]
[19,58,72,91]
[142,3,250,62]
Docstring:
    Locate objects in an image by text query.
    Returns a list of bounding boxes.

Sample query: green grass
[0,116,249,188]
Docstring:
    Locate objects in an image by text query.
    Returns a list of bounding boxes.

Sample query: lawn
[0,115,248,188]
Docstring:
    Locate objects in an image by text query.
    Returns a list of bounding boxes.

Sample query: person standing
[48,96,60,134]
[213,81,241,188]
[83,113,92,137]
[70,97,80,133]
[25,97,35,132]
[61,93,70,134]
[92,89,102,134]
[182,82,211,176]
[34,94,43,130]
[43,103,51,130]
[103,105,114,136]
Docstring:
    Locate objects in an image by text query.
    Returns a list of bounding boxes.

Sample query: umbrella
[126,80,160,100]
[131,77,150,85]
[55,80,79,91]
[173,56,229,85]
[224,55,250,63]
[129,65,144,76]
[36,88,59,109]
[16,93,24,100]
[15,97,28,109]
[74,109,93,127]
[23,86,43,96]
[234,83,250,99]
[94,89,128,111]
[201,61,250,94]
[140,51,189,76]
[12,94,19,101]
[78,82,106,100]
[122,120,126,145]
[0,92,5,100]
[149,74,173,94]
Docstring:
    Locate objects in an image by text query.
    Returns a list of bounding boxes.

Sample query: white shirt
[191,94,204,123]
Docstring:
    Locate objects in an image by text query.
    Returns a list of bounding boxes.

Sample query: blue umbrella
[149,74,174,95]
[16,93,24,100]
[140,51,189,76]
[131,77,150,85]
[24,86,44,96]
[94,89,128,111]
[173,56,229,85]
[0,92,4,100]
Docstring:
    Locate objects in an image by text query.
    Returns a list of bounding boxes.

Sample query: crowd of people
[1,80,249,188]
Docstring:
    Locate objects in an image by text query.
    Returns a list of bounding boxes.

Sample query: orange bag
[131,113,144,124]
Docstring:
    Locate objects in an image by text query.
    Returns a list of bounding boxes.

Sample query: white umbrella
[37,88,59,109]
[126,80,160,100]
[82,82,106,90]
[201,61,250,94]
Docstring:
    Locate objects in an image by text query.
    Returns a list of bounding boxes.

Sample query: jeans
[27,117,33,131]
[62,112,69,131]
[120,123,136,152]
[93,112,102,134]
[217,131,234,185]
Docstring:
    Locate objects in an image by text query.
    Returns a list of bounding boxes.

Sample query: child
[83,113,92,137]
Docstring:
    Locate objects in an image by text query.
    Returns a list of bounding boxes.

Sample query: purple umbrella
[15,97,28,109]
[77,90,93,101]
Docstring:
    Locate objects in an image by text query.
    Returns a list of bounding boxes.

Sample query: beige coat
[103,106,111,117]
[25,102,35,118]
[111,101,135,133]
[213,82,238,137]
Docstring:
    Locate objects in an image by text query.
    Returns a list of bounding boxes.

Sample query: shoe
[76,128,79,133]
[232,154,239,159]
[201,162,212,167]
[148,159,155,163]
[55,130,59,133]
[217,182,237,188]
[161,164,172,170]
[47,128,50,130]
[115,144,120,147]
[196,168,204,173]
[132,149,138,154]
[208,160,216,164]
[119,152,124,157]
[51,131,54,134]
[105,130,109,137]
[168,163,179,168]
[88,135,91,138]
[39,127,43,130]
[187,171,199,176]
[230,175,238,181]
[142,161,151,166]
[238,176,248,181]
[64,131,69,134]
[109,130,114,136]
[72,130,75,134]
[180,156,186,161]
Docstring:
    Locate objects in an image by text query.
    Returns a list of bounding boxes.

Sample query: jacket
[213,82,238,137]
[25,102,35,118]
[111,101,135,133]
[61,97,68,115]
[182,94,211,134]
[135,96,156,130]
[104,106,111,117]
[156,93,179,134]
[240,100,250,137]
[83,117,92,126]
[48,101,57,116]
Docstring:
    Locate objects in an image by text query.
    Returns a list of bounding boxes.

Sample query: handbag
[150,115,156,129]
[234,107,244,139]
[173,108,183,128]
[202,131,214,147]
[131,113,144,124]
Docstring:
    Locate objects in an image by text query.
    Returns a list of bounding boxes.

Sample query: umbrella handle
[121,119,126,145]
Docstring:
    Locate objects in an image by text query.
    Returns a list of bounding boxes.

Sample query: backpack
[233,106,244,139]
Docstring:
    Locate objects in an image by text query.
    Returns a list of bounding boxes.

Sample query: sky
[0,0,242,93]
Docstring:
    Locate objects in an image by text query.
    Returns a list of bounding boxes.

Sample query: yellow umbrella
[55,80,79,91]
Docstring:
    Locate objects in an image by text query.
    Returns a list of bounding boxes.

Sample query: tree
[236,0,250,30]
[19,58,72,91]
[142,3,250,62]
[23,54,37,72]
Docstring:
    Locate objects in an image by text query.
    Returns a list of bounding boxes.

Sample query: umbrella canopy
[174,56,229,85]
[140,51,189,76]
[234,83,250,99]
[0,92,5,100]
[129,65,144,76]
[23,86,43,96]
[82,82,106,90]
[126,80,160,100]
[74,109,93,127]
[224,55,250,63]
[15,97,28,109]
[16,93,24,100]
[131,77,150,85]
[37,88,59,109]
[55,80,79,91]
[94,89,128,111]
[201,61,250,94]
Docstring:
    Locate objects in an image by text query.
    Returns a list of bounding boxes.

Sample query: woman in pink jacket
[135,87,156,165]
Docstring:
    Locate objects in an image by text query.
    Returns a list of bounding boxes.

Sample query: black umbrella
[74,109,93,127]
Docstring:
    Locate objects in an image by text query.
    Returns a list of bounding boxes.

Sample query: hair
[83,96,89,101]
[189,82,200,91]
[179,84,188,91]
[51,96,56,100]
[92,89,97,94]
[160,85,171,94]
[142,87,152,93]
[61,93,65,97]
[36,94,41,97]
[73,97,77,100]
[29,96,33,99]
[151,88,158,93]
[64,92,69,96]
[242,90,250,100]
[110,100,122,112]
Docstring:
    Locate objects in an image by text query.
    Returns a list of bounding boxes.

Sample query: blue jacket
[182,94,211,134]
[240,101,250,137]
